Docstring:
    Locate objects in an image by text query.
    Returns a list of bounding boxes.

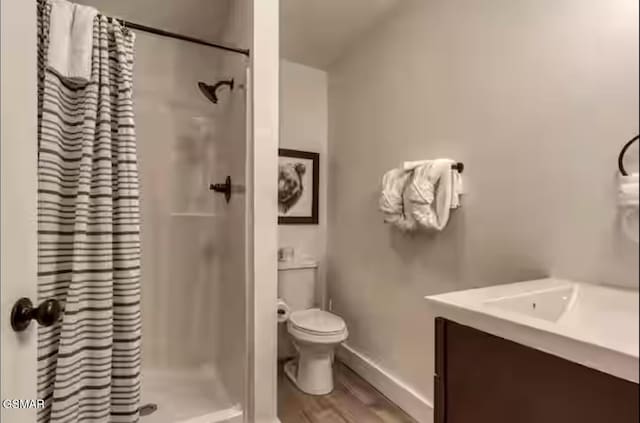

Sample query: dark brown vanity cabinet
[434,318,639,423]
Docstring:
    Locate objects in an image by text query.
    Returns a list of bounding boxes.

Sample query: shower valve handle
[210,176,232,203]
[11,297,62,332]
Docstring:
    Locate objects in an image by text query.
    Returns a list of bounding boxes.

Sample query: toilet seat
[287,309,348,343]
[289,309,346,335]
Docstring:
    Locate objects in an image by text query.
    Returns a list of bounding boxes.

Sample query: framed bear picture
[278,149,319,224]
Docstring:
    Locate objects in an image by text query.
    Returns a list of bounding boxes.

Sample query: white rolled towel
[48,0,98,84]
[379,168,416,231]
[405,159,463,231]
[380,159,463,232]
[618,173,639,207]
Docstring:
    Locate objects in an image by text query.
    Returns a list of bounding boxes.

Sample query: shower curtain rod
[121,20,251,57]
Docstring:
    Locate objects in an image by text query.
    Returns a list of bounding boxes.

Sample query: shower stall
[0,0,283,421]
[72,1,252,420]
[133,32,249,423]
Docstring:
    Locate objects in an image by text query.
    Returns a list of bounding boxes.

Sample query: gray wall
[327,0,639,407]
[279,60,328,306]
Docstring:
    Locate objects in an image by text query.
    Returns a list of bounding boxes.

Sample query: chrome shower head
[198,79,234,104]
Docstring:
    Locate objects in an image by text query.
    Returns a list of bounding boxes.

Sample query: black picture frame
[278,148,319,225]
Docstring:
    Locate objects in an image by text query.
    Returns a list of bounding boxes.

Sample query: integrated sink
[484,284,576,323]
[425,278,639,383]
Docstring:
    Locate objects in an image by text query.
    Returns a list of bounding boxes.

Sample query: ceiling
[280,0,401,69]
[77,0,399,68]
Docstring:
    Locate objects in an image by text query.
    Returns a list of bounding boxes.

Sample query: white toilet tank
[277,259,318,312]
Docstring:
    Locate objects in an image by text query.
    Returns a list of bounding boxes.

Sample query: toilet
[278,258,348,395]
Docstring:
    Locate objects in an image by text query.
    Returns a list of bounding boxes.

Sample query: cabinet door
[435,318,639,423]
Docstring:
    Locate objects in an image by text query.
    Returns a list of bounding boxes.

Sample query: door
[1,0,38,421]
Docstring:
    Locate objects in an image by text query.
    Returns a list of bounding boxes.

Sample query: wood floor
[278,361,418,423]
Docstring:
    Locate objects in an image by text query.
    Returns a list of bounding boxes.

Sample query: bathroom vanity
[425,279,639,423]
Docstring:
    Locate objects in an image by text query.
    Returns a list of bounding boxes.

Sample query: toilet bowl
[278,257,349,395]
[285,308,348,395]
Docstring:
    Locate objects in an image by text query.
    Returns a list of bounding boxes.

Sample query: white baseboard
[337,343,433,423]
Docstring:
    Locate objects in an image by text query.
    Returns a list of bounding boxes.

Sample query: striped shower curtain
[37,1,142,422]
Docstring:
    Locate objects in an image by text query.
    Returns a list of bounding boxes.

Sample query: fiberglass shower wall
[132,29,248,411]
[136,37,247,419]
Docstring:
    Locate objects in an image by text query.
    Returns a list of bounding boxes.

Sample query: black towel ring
[618,135,639,176]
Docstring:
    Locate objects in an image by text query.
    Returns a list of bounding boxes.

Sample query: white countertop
[425,278,639,383]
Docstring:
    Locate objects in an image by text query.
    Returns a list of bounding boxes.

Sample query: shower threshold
[141,367,242,423]
[179,405,243,423]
